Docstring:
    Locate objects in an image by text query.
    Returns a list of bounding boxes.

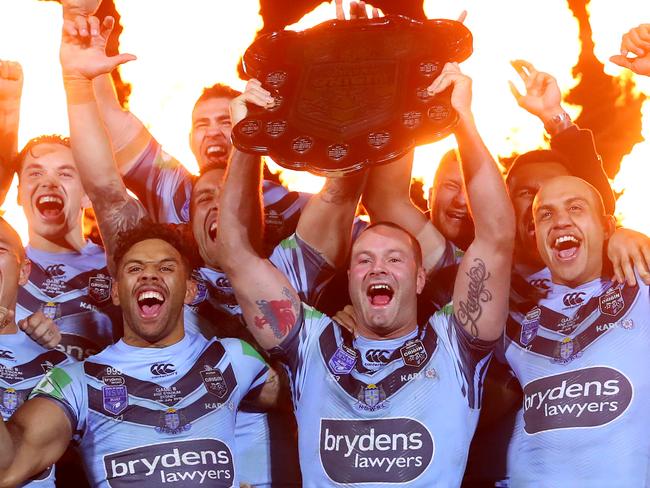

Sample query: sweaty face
[113,239,196,346]
[0,221,29,316]
[190,168,225,267]
[190,97,232,171]
[348,226,424,339]
[534,176,609,287]
[430,160,473,249]
[17,143,88,242]
[508,162,571,266]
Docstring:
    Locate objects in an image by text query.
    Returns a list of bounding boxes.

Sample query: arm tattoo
[254,287,300,340]
[455,258,492,338]
[319,172,366,205]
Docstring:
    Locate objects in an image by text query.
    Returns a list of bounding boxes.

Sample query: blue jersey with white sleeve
[504,274,650,486]
[0,329,73,487]
[273,303,493,487]
[29,332,268,487]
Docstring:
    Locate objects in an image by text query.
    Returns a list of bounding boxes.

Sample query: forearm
[455,116,514,244]
[0,420,16,472]
[297,172,366,267]
[217,149,264,270]
[0,105,19,205]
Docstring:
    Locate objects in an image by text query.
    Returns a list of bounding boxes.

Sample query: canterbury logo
[365,349,391,364]
[529,279,551,290]
[150,363,176,376]
[563,292,585,307]
[0,350,15,360]
[46,264,65,277]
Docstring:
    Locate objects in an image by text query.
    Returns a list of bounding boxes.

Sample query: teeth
[138,290,164,302]
[206,146,225,155]
[369,284,392,293]
[554,235,579,247]
[210,222,217,233]
[38,195,63,205]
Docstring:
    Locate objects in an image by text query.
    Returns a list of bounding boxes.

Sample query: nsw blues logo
[520,307,541,346]
[328,345,356,375]
[102,385,128,415]
[356,383,388,412]
[156,408,191,435]
[0,388,21,416]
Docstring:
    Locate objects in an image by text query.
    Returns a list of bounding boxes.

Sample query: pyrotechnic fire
[0,0,649,242]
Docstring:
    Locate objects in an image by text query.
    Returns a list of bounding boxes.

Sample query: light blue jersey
[0,329,73,486]
[504,274,650,486]
[17,242,122,361]
[273,303,493,487]
[30,332,268,487]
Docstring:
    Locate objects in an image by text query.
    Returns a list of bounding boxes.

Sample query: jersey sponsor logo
[521,307,541,346]
[0,350,15,360]
[150,363,177,377]
[364,349,390,365]
[599,288,624,316]
[529,278,551,290]
[595,318,635,333]
[356,384,388,411]
[200,367,228,399]
[320,418,434,484]
[328,345,357,375]
[88,275,112,303]
[522,366,633,435]
[103,385,128,415]
[156,408,191,435]
[562,292,585,307]
[400,339,427,367]
[55,335,100,361]
[103,438,234,486]
[45,264,66,277]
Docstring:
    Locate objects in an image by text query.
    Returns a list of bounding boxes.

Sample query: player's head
[429,149,474,249]
[112,222,199,346]
[0,218,30,321]
[533,176,614,287]
[15,135,90,244]
[348,222,425,339]
[506,149,572,267]
[190,83,241,171]
[189,165,226,267]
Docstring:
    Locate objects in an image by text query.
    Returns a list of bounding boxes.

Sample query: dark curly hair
[113,222,202,276]
[14,134,71,175]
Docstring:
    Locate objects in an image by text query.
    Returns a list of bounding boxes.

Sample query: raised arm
[610,24,650,76]
[0,398,71,486]
[431,62,515,341]
[60,15,146,271]
[0,60,22,206]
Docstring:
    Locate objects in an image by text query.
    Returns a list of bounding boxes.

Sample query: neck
[514,248,544,275]
[356,321,418,341]
[552,263,603,288]
[28,226,86,253]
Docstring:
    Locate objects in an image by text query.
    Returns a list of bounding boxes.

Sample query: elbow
[476,206,516,250]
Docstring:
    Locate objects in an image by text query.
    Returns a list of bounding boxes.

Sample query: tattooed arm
[60,15,146,272]
[0,60,22,206]
[428,63,515,341]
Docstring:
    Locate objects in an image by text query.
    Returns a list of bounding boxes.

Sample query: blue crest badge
[156,408,191,435]
[356,383,388,411]
[41,302,60,320]
[328,345,357,375]
[1,388,19,415]
[520,307,541,346]
[102,385,128,415]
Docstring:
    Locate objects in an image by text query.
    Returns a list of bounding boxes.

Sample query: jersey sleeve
[261,181,310,248]
[221,338,270,406]
[122,137,194,224]
[268,233,336,307]
[28,362,87,438]
[429,304,496,409]
[270,303,332,403]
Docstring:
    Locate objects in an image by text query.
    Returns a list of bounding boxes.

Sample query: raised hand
[610,24,650,76]
[509,59,563,123]
[60,15,135,80]
[427,61,472,120]
[229,78,274,127]
[18,311,62,350]
[0,60,23,109]
[334,0,380,20]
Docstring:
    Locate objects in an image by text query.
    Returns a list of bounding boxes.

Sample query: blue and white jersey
[184,233,333,487]
[123,138,309,245]
[504,274,650,486]
[17,242,122,361]
[0,329,73,486]
[29,332,268,487]
[273,303,494,487]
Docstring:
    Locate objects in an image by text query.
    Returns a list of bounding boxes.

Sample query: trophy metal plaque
[232,15,473,175]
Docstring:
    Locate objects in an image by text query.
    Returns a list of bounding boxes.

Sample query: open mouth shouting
[35,194,64,221]
[367,283,395,307]
[136,288,166,320]
[208,220,217,241]
[204,141,228,164]
[551,234,581,261]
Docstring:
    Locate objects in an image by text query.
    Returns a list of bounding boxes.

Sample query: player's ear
[111,280,121,306]
[18,258,31,286]
[602,215,616,240]
[416,266,426,294]
[184,278,198,305]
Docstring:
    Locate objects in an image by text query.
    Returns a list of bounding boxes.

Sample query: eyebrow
[124,257,180,266]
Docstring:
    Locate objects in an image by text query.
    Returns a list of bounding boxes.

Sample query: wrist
[542,109,572,136]
[63,75,94,105]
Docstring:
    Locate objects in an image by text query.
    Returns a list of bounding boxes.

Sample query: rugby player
[0,218,74,487]
[0,17,281,487]
[217,61,515,486]
[503,175,650,485]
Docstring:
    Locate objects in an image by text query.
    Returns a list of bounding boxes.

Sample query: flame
[0,0,649,244]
